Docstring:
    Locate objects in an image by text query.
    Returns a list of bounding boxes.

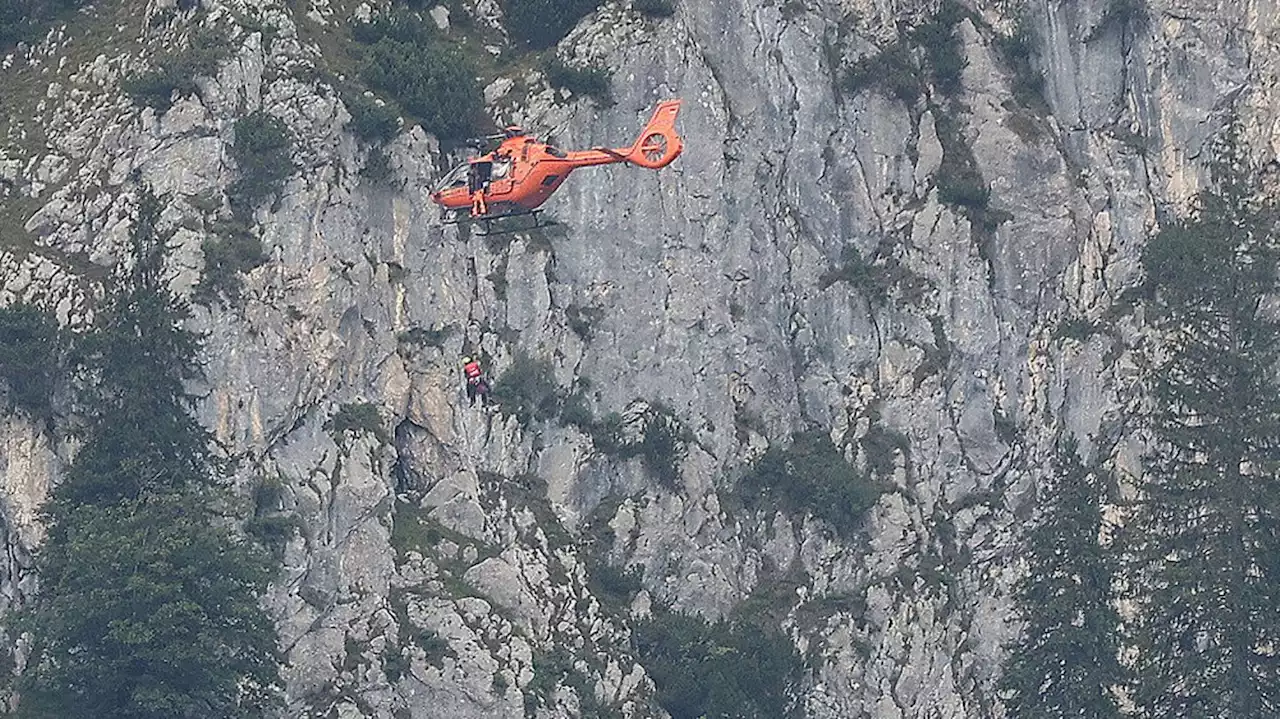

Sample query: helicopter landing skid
[443,209,553,237]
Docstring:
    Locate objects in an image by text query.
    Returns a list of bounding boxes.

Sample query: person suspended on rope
[462,355,491,406]
[467,160,491,217]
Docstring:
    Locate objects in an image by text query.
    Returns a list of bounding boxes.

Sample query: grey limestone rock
[2,0,1277,716]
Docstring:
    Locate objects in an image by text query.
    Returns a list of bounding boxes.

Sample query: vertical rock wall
[2,0,1278,716]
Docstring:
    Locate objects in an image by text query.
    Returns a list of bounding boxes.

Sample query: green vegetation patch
[587,561,641,613]
[633,610,803,719]
[325,402,388,443]
[1054,316,1100,343]
[0,196,37,256]
[391,501,439,558]
[842,2,966,104]
[396,324,455,350]
[566,400,690,490]
[579,496,642,614]
[565,304,605,341]
[632,0,675,17]
[736,429,884,538]
[913,0,965,96]
[819,245,890,304]
[934,113,989,211]
[525,648,582,711]
[386,589,456,678]
[0,303,61,418]
[385,626,452,679]
[194,218,267,305]
[632,405,688,489]
[993,15,1047,113]
[353,11,484,142]
[246,474,302,563]
[122,33,230,114]
[228,110,296,217]
[500,0,603,50]
[1086,0,1147,41]
[842,44,919,106]
[820,242,932,307]
[860,421,910,480]
[361,146,394,183]
[0,0,92,51]
[523,645,614,715]
[344,90,402,144]
[492,353,561,424]
[544,58,612,105]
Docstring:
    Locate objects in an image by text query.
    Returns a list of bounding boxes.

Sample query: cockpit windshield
[433,162,472,194]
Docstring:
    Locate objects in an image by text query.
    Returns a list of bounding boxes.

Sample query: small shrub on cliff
[246,475,300,561]
[819,245,891,305]
[195,218,267,305]
[994,15,1048,113]
[544,58,613,105]
[736,429,883,537]
[122,33,229,114]
[564,304,605,340]
[396,325,454,350]
[632,0,675,17]
[842,44,920,106]
[1087,0,1147,40]
[860,422,909,479]
[228,110,295,217]
[0,303,61,417]
[344,91,401,144]
[354,11,483,141]
[912,0,965,95]
[635,404,688,489]
[492,354,561,424]
[565,400,689,489]
[361,147,394,183]
[934,114,990,211]
[633,610,803,719]
[500,0,602,49]
[325,402,388,443]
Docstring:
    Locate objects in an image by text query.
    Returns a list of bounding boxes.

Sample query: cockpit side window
[433,162,472,193]
[492,156,513,179]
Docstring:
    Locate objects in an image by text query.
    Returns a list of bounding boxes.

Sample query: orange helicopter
[431,99,684,234]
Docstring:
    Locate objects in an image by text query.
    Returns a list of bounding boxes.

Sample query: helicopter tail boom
[560,100,685,170]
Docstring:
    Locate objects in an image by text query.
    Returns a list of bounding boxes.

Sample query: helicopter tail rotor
[622,99,684,169]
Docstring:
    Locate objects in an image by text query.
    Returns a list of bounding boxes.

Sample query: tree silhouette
[12,187,281,719]
[1128,137,1280,717]
[1001,438,1123,718]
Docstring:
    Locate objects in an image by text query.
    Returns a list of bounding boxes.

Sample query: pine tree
[12,187,282,719]
[1128,138,1280,717]
[0,304,61,418]
[1001,438,1123,718]
[52,186,208,511]
[17,494,279,719]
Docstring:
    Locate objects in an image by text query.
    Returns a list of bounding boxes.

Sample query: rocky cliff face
[0,0,1273,716]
